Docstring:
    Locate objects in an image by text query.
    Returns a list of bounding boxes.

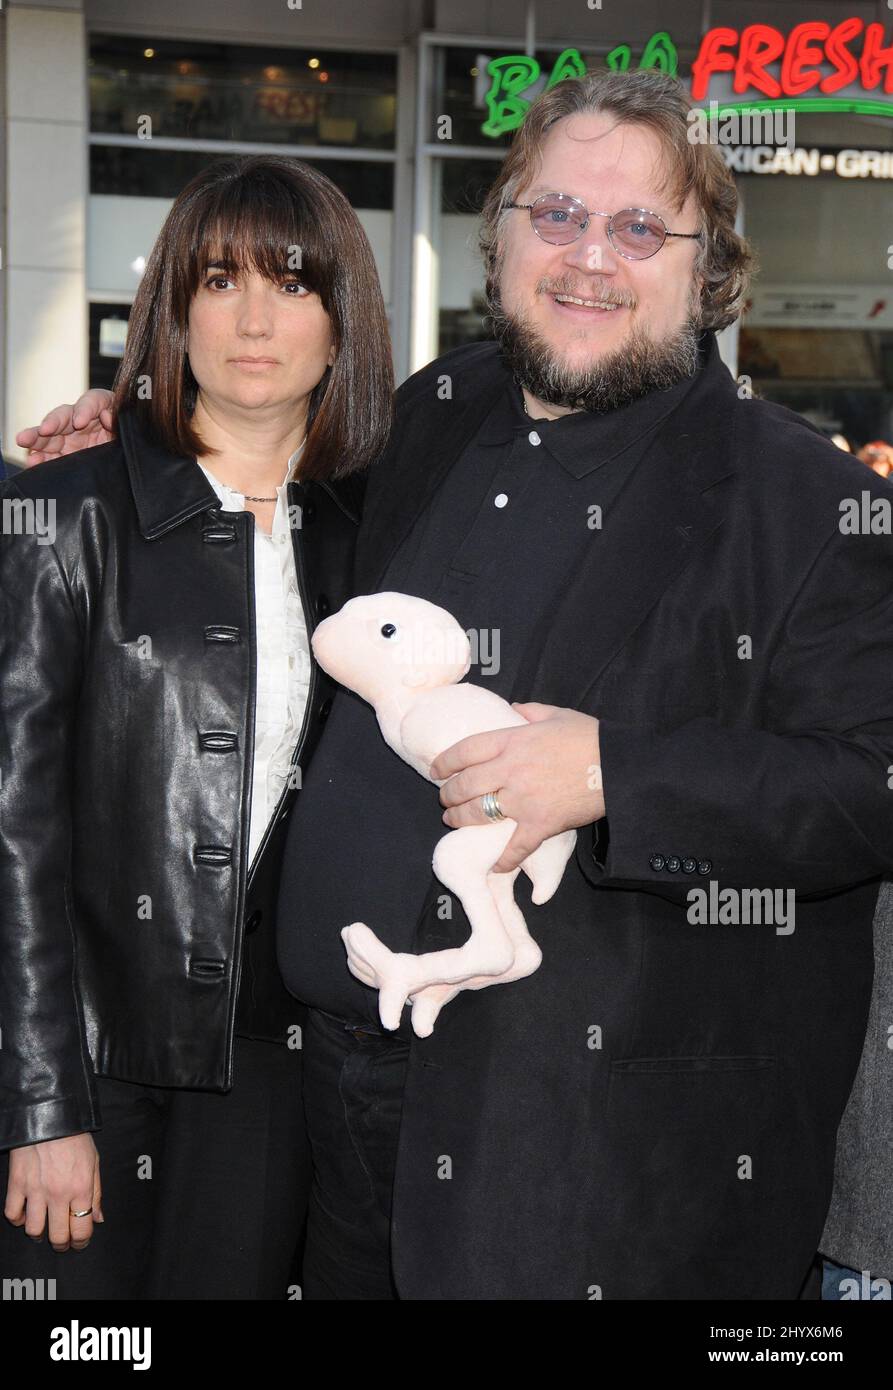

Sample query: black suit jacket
[354,333,893,1299]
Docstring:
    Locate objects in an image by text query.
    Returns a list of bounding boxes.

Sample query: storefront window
[90,36,396,149]
[737,115,893,444]
[88,152,394,292]
[436,158,501,354]
[89,303,130,392]
[87,36,399,366]
[89,145,393,207]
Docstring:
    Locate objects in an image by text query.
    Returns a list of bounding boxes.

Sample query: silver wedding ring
[481,791,507,822]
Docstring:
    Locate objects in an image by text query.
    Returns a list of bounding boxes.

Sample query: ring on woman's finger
[70,1207,92,1219]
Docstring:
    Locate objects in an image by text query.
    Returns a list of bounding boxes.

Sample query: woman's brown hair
[113,154,394,481]
[480,68,754,333]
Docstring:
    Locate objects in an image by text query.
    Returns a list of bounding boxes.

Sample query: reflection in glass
[90,36,396,149]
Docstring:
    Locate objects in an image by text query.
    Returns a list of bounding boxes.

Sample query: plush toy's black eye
[380,623,397,638]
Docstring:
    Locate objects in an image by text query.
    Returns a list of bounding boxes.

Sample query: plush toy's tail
[522,830,578,905]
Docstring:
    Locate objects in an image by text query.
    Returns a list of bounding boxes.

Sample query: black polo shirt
[277,341,708,1033]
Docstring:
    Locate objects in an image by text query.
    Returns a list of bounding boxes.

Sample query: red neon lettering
[861,22,893,93]
[735,25,785,98]
[690,27,738,101]
[781,22,829,95]
[822,17,864,94]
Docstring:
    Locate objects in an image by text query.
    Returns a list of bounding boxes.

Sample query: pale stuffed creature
[311,592,576,1037]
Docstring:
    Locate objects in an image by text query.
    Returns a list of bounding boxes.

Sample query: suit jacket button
[303,502,315,524]
[245,910,262,935]
[665,855,681,872]
[316,594,330,618]
[318,696,333,723]
[697,859,713,875]
[682,857,697,873]
[649,853,665,871]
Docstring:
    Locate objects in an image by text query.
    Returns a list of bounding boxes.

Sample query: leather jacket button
[318,696,333,724]
[649,853,665,871]
[204,624,241,644]
[193,845,233,867]
[316,594,330,618]
[681,857,697,873]
[202,523,238,544]
[245,910,262,935]
[199,731,239,753]
[697,859,713,875]
[665,855,681,872]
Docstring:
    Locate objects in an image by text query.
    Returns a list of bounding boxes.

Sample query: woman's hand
[15,389,116,465]
[4,1133,103,1251]
[430,702,606,874]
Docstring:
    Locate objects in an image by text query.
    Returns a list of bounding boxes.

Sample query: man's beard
[488,276,703,414]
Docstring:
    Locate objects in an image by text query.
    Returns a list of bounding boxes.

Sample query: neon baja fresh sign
[482,19,893,136]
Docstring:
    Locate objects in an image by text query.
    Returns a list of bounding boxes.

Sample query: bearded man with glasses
[22,68,893,1302]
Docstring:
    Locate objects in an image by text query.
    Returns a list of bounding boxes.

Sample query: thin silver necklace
[241,437,307,501]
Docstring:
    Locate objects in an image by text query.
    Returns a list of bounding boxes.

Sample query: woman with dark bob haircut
[0,154,392,1298]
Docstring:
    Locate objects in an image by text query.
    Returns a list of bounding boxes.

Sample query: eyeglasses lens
[609,211,667,258]
[530,199,668,258]
[529,196,588,244]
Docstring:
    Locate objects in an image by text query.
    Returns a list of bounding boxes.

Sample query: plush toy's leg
[486,868,542,975]
[522,828,578,904]
[341,822,519,1030]
[408,870,541,1037]
[341,923,431,1030]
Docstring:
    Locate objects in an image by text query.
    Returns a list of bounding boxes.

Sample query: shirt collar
[476,331,716,478]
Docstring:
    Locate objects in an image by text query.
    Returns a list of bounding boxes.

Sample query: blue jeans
[822,1259,882,1300]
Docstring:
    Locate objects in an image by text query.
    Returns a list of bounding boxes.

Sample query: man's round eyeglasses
[506,193,704,260]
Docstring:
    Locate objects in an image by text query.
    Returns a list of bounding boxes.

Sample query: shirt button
[494,493,508,508]
[528,430,541,446]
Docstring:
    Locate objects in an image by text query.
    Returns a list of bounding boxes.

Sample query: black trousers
[301,1007,410,1300]
[0,1036,310,1300]
[298,1006,831,1302]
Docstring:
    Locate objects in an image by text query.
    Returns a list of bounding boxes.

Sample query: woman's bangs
[187,177,333,299]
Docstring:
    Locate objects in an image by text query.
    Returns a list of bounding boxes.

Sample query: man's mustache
[535,276,637,310]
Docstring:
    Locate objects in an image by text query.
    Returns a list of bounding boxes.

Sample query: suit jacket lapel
[355,357,508,593]
[355,337,741,711]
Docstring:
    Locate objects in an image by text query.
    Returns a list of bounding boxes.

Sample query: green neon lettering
[640,31,679,75]
[482,55,541,136]
[545,47,588,89]
[605,44,632,72]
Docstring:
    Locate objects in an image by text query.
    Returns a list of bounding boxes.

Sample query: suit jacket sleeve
[0,482,100,1148]
[577,515,893,900]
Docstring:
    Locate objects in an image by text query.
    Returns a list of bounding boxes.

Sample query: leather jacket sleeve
[0,480,101,1150]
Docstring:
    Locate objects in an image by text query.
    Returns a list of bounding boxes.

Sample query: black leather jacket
[0,409,362,1149]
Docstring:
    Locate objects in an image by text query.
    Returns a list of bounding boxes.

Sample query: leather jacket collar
[118,408,220,542]
[118,407,367,536]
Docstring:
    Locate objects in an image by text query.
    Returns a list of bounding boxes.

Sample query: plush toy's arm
[399,684,527,781]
